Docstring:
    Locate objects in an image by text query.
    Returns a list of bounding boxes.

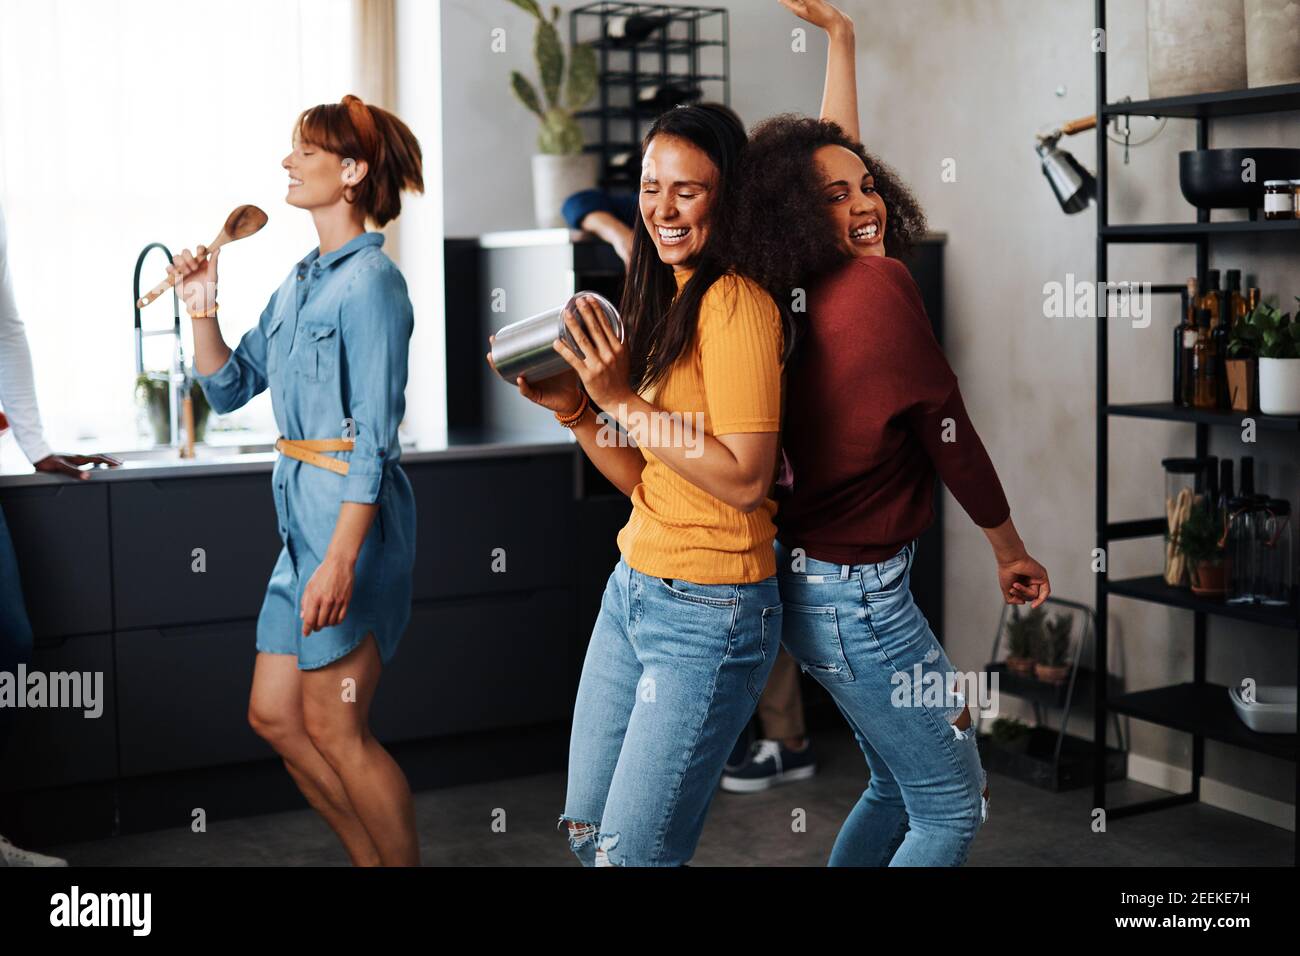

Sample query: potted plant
[136,374,210,446]
[1004,605,1044,677]
[988,716,1031,754]
[1034,613,1072,683]
[1252,298,1300,415]
[1175,500,1227,597]
[503,0,599,228]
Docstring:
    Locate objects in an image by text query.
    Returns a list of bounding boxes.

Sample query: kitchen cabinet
[110,475,282,629]
[370,589,577,743]
[0,631,116,792]
[408,455,574,601]
[114,620,264,777]
[0,482,111,637]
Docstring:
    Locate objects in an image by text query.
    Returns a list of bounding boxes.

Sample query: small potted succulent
[1034,613,1072,683]
[1175,500,1227,597]
[503,0,599,228]
[988,716,1031,754]
[1004,605,1044,677]
[1246,298,1300,415]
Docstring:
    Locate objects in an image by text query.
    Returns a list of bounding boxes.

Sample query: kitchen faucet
[132,242,194,456]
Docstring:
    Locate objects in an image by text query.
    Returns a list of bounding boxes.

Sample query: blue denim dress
[195,231,415,669]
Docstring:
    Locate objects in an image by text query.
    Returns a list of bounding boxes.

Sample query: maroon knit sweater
[775,255,1010,564]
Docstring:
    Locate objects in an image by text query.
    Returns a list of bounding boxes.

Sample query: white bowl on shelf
[1228,684,1297,734]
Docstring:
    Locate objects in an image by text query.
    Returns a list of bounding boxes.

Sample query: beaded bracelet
[556,392,590,428]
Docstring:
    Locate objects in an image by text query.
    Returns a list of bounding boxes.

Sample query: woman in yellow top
[492,104,787,866]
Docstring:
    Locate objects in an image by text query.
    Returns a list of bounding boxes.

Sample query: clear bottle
[1226,495,1259,604]
[1259,499,1292,606]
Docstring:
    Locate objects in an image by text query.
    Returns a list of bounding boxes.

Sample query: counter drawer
[408,455,575,601]
[115,621,264,776]
[0,482,111,637]
[0,632,116,792]
[110,475,281,629]
[371,588,578,743]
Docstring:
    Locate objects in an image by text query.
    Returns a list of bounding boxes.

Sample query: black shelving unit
[1092,1,1299,860]
[570,2,729,189]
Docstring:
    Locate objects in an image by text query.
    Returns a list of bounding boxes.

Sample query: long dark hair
[732,114,927,308]
[621,103,748,393]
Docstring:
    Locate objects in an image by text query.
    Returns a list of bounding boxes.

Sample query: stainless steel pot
[490,291,623,384]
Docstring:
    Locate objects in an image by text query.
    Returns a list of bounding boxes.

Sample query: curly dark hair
[731,114,927,304]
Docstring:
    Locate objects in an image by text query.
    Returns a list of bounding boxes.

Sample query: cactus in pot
[503,1,600,227]
[1004,605,1043,677]
[1034,613,1072,683]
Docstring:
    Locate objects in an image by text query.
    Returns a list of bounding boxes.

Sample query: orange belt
[274,437,354,476]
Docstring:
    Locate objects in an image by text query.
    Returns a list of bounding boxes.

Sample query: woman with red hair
[168,94,424,866]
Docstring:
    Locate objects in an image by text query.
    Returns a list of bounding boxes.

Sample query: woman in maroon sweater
[733,2,1050,868]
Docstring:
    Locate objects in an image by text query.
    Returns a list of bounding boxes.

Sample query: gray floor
[47,730,1294,866]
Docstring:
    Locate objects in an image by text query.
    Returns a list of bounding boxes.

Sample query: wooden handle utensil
[136,204,268,309]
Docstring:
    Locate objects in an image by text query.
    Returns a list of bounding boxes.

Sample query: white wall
[439,0,827,235]
[397,0,446,447]
[839,0,1296,808]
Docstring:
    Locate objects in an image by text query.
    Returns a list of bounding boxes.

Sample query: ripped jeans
[560,556,782,866]
[775,539,988,867]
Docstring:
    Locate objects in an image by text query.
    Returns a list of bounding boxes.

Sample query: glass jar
[1163,457,1204,587]
[1259,499,1293,606]
[1264,180,1296,220]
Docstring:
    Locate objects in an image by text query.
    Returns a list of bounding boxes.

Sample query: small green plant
[1230,298,1300,359]
[1174,501,1224,565]
[989,716,1030,745]
[1036,613,1072,668]
[1005,605,1045,661]
[504,1,598,155]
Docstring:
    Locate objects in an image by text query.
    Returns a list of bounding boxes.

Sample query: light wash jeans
[775,538,988,866]
[561,556,783,866]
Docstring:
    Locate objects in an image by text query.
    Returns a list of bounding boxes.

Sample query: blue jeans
[561,556,783,866]
[775,539,988,866]
[0,502,35,754]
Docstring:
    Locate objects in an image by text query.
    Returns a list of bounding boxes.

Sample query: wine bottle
[606,14,670,46]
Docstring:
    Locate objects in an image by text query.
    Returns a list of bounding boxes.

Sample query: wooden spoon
[136,204,268,308]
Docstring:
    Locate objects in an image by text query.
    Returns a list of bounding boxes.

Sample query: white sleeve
[0,205,53,465]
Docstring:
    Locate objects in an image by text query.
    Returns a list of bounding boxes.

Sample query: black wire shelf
[1103,81,1300,119]
[1109,683,1298,761]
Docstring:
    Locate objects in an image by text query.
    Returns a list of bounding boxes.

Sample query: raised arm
[779,0,859,141]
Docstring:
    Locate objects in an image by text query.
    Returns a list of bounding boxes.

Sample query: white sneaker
[0,832,68,866]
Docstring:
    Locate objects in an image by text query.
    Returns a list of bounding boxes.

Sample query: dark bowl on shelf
[1179,148,1300,210]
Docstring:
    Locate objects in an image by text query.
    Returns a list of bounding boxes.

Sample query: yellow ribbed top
[616,266,784,584]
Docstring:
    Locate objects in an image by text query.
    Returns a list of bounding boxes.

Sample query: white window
[0,0,357,452]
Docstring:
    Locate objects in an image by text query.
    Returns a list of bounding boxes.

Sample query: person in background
[561,189,818,794]
[0,202,120,866]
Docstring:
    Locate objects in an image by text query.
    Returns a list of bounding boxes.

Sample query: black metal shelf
[1107,402,1300,430]
[1092,0,1299,859]
[572,2,729,190]
[1102,81,1300,119]
[1110,683,1298,762]
[985,661,1104,710]
[1106,575,1298,629]
[1101,220,1300,242]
